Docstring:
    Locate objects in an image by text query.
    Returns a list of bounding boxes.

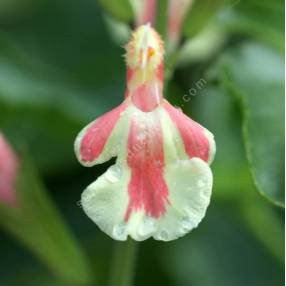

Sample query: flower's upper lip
[125,24,164,71]
[140,23,151,69]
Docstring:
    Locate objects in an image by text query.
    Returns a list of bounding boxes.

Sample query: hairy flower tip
[0,133,19,206]
[75,25,216,241]
[125,24,164,71]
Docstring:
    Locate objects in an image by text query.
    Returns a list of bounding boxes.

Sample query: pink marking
[80,103,127,163]
[0,133,19,206]
[156,63,164,82]
[125,68,135,99]
[126,68,134,86]
[131,82,163,112]
[125,114,169,221]
[164,101,210,162]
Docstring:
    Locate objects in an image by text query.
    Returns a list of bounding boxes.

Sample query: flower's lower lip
[75,97,215,240]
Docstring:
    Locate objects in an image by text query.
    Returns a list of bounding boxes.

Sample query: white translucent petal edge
[81,157,212,241]
[203,128,216,165]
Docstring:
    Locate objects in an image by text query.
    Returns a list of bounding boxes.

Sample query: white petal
[81,163,130,241]
[81,157,212,241]
[153,157,212,241]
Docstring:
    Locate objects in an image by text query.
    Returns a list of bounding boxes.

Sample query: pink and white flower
[74,24,215,241]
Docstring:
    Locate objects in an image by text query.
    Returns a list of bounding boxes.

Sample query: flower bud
[129,0,157,26]
[168,0,193,51]
[0,133,19,206]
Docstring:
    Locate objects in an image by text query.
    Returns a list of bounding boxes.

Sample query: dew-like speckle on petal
[157,230,169,241]
[155,160,162,168]
[136,133,146,141]
[91,128,98,133]
[138,217,155,237]
[196,177,208,188]
[113,223,127,240]
[181,217,194,230]
[105,165,122,183]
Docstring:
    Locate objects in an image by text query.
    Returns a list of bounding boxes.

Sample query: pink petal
[77,103,128,164]
[164,101,210,162]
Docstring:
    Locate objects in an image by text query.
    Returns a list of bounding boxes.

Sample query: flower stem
[108,239,138,286]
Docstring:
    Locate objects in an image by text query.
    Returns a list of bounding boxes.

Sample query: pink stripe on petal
[79,103,128,163]
[125,114,169,221]
[164,101,210,162]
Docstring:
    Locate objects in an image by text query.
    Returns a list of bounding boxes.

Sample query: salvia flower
[74,24,215,241]
[0,133,18,206]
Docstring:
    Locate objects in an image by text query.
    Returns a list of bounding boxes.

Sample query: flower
[129,0,157,26]
[74,24,215,241]
[0,133,18,206]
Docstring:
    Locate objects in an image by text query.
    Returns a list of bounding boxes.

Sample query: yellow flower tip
[125,24,164,71]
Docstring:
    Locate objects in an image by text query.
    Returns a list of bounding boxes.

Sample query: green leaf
[96,0,133,22]
[240,198,284,263]
[218,0,284,52]
[182,0,283,60]
[182,0,228,38]
[0,151,93,285]
[218,43,284,206]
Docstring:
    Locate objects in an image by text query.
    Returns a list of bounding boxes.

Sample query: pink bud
[129,0,157,26]
[168,0,193,50]
[0,133,19,206]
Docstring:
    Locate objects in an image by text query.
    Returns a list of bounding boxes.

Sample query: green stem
[108,240,138,286]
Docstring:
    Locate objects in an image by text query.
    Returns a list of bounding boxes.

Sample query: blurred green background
[0,0,284,285]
